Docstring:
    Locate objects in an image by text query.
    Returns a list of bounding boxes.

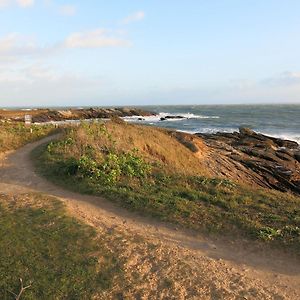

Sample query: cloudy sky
[1,0,300,107]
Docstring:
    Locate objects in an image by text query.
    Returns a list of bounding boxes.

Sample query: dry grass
[0,123,55,153]
[0,109,48,119]
[61,121,210,176]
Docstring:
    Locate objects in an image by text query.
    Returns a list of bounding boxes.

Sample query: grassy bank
[35,122,300,253]
[0,122,55,153]
[0,193,122,299]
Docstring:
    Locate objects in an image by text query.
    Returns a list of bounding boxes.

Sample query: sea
[4,104,300,143]
[124,104,300,144]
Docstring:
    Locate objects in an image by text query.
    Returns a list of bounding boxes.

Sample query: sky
[1,0,300,107]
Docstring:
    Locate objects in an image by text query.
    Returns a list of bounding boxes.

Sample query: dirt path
[0,135,300,299]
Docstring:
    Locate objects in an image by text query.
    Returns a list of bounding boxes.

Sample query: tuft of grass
[35,122,300,254]
[0,193,122,299]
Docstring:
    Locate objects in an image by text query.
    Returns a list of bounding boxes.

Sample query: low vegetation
[0,193,122,299]
[36,122,300,253]
[0,122,55,153]
[3,193,271,299]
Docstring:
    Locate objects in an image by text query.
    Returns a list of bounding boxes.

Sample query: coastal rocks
[160,115,185,121]
[295,152,300,163]
[30,108,155,123]
[196,128,300,194]
[239,127,256,136]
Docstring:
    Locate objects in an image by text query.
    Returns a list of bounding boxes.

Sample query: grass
[0,193,122,300]
[0,122,55,153]
[35,122,300,254]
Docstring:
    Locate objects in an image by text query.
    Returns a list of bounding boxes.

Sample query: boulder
[239,127,256,136]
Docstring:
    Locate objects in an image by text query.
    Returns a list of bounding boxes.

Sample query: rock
[277,147,294,156]
[198,129,300,195]
[276,151,294,161]
[165,115,185,119]
[160,115,185,121]
[274,139,299,149]
[31,107,155,123]
[239,127,256,136]
[295,152,300,163]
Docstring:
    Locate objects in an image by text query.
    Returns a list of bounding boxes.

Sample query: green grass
[0,193,122,299]
[34,124,300,254]
[0,123,55,153]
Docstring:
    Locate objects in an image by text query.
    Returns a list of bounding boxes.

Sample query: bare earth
[0,135,299,299]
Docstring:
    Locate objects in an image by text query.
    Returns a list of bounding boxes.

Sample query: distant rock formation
[0,108,153,123]
[31,107,155,123]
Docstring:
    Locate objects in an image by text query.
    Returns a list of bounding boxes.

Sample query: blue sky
[1,0,300,106]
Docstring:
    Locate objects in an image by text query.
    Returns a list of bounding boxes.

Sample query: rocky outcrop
[160,116,185,121]
[30,108,155,123]
[0,108,155,123]
[196,128,300,194]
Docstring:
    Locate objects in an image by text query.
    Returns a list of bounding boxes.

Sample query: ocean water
[124,104,300,143]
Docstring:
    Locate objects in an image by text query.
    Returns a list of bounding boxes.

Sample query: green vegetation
[0,193,122,299]
[0,122,55,153]
[36,122,300,253]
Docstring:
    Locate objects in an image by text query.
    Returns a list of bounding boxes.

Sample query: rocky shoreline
[1,107,299,195]
[0,107,155,123]
[196,128,300,194]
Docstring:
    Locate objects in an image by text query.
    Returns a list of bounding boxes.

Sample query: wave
[263,132,300,144]
[123,112,220,123]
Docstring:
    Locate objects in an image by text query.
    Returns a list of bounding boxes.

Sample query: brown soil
[0,135,299,299]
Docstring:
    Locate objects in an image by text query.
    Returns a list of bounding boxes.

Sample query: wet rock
[160,115,185,121]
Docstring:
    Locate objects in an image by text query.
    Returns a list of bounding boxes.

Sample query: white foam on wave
[122,112,220,123]
[178,113,220,119]
[261,132,300,144]
[177,127,237,135]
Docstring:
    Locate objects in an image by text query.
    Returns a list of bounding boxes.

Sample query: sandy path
[0,135,299,299]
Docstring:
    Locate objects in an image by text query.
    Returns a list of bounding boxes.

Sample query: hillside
[36,121,300,253]
[0,122,299,298]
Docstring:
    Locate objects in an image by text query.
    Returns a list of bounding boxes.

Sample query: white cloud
[16,0,34,7]
[0,33,36,57]
[0,33,57,61]
[0,28,131,63]
[261,71,300,86]
[122,11,145,25]
[64,29,131,48]
[0,63,105,106]
[0,0,9,8]
[0,0,34,8]
[58,4,76,16]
